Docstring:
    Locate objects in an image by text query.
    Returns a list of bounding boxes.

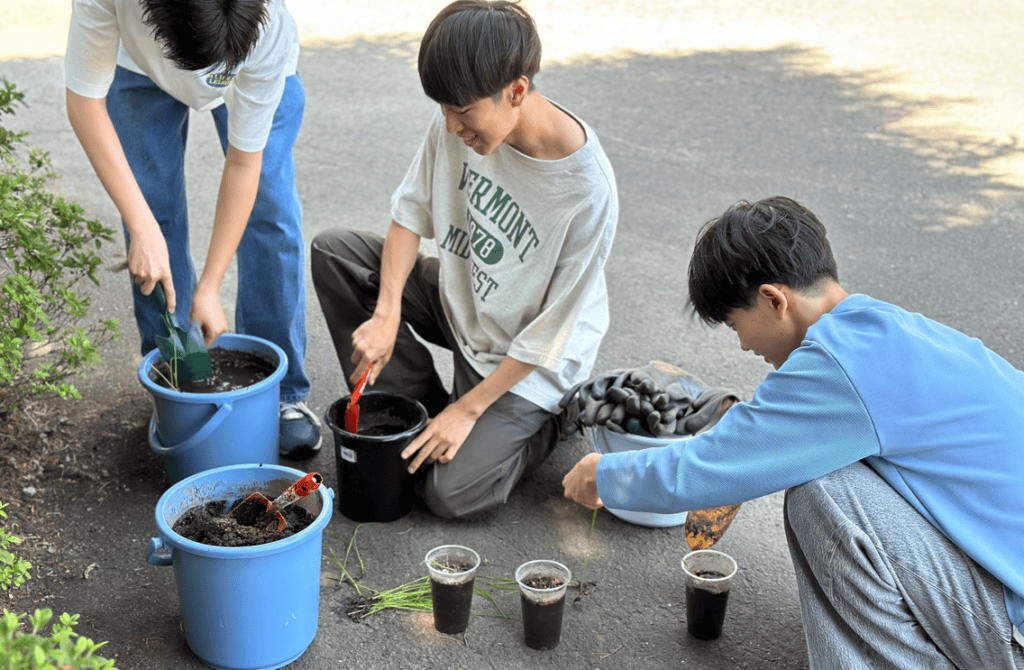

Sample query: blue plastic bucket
[139,333,286,483]
[145,463,334,670]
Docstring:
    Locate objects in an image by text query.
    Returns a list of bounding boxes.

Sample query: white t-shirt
[65,0,299,152]
[391,105,619,412]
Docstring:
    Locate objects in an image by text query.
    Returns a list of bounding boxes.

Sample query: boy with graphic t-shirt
[562,196,1024,668]
[312,0,618,519]
[64,0,320,458]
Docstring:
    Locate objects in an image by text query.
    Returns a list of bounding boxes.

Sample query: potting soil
[432,559,474,574]
[523,575,562,589]
[150,347,276,394]
[172,499,315,547]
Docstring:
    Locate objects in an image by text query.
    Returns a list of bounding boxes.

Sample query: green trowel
[153,283,212,382]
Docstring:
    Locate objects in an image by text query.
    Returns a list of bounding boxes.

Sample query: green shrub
[1,500,117,669]
[0,79,119,417]
[0,500,31,591]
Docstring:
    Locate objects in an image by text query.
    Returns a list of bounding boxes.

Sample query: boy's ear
[509,77,529,106]
[758,284,789,318]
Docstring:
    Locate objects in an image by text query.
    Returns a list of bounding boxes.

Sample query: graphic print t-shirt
[391,105,618,411]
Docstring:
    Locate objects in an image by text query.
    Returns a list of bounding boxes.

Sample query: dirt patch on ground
[0,383,154,615]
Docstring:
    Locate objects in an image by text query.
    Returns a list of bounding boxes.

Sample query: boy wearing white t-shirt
[64,0,320,458]
[312,0,619,519]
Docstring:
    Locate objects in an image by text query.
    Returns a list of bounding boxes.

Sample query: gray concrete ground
[2,1,1023,669]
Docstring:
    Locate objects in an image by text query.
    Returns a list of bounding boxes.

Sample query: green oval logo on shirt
[471,225,504,265]
[206,73,234,88]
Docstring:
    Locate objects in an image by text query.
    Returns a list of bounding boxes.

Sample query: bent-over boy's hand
[563,452,604,510]
[128,223,175,312]
[401,401,478,474]
[190,284,229,348]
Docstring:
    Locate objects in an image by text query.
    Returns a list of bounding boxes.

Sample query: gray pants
[785,461,1024,669]
[311,229,559,519]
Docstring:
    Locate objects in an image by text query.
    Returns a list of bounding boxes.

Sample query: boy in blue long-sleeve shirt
[563,196,1024,669]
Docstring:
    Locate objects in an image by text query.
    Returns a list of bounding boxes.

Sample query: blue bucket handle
[149,401,233,455]
[145,537,173,566]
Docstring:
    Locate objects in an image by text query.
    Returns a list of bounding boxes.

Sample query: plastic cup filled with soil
[515,559,571,650]
[425,545,481,634]
[681,549,737,640]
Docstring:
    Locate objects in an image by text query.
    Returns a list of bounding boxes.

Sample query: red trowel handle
[346,363,372,433]
[270,472,323,510]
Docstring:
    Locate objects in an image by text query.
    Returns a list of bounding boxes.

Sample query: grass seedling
[581,508,599,572]
[160,311,180,387]
[145,360,179,392]
[327,523,373,595]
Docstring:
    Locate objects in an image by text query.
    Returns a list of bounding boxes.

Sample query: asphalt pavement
[2,1,1023,668]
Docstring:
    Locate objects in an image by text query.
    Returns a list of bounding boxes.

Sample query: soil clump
[523,575,563,589]
[172,499,314,547]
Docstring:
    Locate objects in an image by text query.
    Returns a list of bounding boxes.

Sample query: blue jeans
[785,461,1024,669]
[106,66,309,402]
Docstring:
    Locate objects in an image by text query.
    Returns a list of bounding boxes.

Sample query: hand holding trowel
[153,283,211,382]
[231,472,324,532]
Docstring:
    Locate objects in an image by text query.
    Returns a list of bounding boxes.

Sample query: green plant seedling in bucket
[139,333,286,484]
[153,283,211,383]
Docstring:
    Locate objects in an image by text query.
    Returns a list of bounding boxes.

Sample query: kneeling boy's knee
[423,471,499,520]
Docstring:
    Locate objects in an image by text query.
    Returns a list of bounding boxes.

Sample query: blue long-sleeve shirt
[596,294,1024,634]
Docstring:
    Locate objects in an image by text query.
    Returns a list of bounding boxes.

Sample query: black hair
[141,0,270,73]
[687,196,839,325]
[418,0,542,108]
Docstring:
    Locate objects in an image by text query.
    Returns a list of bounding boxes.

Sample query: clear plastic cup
[681,549,737,640]
[515,559,571,650]
[425,545,480,634]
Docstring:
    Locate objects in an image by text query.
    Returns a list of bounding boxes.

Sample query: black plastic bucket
[325,391,428,522]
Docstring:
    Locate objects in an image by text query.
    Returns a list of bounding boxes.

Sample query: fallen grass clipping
[327,524,518,621]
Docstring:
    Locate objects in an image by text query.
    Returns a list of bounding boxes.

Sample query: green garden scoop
[153,283,211,382]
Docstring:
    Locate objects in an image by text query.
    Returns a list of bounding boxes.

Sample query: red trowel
[231,472,323,532]
[345,363,372,433]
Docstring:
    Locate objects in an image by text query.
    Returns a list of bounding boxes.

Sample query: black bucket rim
[324,391,428,441]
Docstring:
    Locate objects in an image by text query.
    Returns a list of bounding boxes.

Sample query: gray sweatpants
[311,229,559,519]
[785,460,1024,669]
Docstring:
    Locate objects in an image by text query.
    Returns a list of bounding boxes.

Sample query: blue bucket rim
[323,391,428,442]
[154,463,333,559]
[138,333,287,402]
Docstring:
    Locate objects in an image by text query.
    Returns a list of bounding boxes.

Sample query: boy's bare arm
[192,144,262,346]
[65,89,175,312]
[351,221,421,384]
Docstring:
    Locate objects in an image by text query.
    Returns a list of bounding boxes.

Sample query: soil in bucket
[149,346,276,394]
[172,499,314,547]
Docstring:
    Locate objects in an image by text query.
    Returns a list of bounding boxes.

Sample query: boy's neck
[506,94,586,160]
[792,282,849,332]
